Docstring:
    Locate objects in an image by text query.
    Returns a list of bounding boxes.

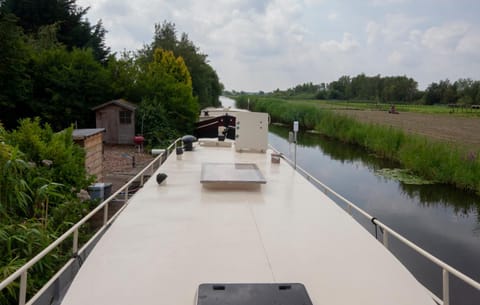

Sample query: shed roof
[92,99,137,111]
[72,128,105,140]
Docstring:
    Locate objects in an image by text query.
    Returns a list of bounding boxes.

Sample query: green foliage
[238,97,480,193]
[0,13,33,128]
[0,120,96,303]
[1,0,110,62]
[143,21,223,108]
[7,118,92,190]
[136,48,198,146]
[30,47,111,129]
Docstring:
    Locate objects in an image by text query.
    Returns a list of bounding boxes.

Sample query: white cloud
[369,0,410,6]
[422,23,469,52]
[327,12,338,21]
[457,30,480,56]
[319,33,359,52]
[76,0,480,91]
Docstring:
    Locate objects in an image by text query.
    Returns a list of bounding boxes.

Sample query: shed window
[119,111,131,124]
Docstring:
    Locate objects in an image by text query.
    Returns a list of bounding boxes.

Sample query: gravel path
[102,145,154,192]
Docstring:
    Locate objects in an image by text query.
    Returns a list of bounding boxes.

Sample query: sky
[76,0,480,92]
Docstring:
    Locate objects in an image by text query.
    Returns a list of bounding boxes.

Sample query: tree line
[262,74,480,105]
[0,0,223,143]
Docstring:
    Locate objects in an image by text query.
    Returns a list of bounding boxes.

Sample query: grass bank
[236,96,480,193]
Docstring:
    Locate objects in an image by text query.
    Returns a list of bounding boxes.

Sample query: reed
[240,97,480,193]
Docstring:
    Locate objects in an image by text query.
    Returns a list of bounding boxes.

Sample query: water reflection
[270,124,480,219]
[268,124,480,305]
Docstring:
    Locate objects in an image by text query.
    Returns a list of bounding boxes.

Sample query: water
[268,125,480,305]
[219,96,235,108]
[219,97,480,304]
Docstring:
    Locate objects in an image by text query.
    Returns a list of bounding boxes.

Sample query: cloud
[369,0,410,6]
[422,22,469,51]
[76,0,480,91]
[327,12,338,21]
[319,33,359,52]
[368,14,424,44]
[457,30,480,56]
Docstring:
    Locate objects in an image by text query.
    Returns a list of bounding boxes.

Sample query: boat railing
[276,148,480,305]
[0,138,183,305]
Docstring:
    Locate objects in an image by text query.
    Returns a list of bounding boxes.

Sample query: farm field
[335,109,480,150]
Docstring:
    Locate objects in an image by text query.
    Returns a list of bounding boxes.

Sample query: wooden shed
[92,99,137,144]
[73,128,105,181]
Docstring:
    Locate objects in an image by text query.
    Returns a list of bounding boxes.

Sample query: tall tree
[0,0,110,62]
[30,47,110,129]
[144,21,222,108]
[0,13,33,128]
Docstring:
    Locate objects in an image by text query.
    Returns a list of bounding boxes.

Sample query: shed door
[98,110,118,144]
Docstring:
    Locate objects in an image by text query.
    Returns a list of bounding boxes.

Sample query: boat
[1,111,479,305]
[194,107,248,140]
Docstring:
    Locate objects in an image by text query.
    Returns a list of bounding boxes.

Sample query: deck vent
[197,283,312,305]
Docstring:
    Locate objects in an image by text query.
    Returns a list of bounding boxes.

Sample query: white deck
[61,141,435,305]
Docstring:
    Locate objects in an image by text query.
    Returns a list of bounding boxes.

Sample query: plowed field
[336,109,480,150]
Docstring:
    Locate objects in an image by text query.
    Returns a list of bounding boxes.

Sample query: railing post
[140,174,144,187]
[19,271,27,305]
[347,204,353,216]
[125,186,129,202]
[383,230,389,249]
[73,228,79,255]
[103,203,109,226]
[443,269,450,305]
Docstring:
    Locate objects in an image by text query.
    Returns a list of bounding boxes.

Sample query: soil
[335,109,480,151]
[102,144,154,192]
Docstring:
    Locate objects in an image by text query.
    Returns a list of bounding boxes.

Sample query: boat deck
[61,140,435,305]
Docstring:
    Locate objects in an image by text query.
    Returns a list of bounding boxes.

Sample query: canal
[220,96,480,305]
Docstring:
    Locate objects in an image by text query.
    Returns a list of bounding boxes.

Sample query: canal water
[220,96,480,304]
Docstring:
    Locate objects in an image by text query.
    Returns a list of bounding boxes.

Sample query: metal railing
[0,138,182,305]
[275,148,480,305]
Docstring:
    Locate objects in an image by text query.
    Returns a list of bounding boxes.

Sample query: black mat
[197,283,313,305]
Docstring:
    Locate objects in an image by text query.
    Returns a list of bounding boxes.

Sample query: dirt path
[335,109,480,150]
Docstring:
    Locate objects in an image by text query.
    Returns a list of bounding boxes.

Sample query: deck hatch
[200,162,266,185]
[197,283,313,305]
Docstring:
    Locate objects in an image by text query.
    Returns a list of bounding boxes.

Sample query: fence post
[73,228,79,255]
[383,230,389,249]
[443,269,450,305]
[19,271,27,305]
[103,203,109,226]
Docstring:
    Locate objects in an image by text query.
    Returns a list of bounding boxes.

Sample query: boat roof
[201,106,248,113]
[61,139,435,305]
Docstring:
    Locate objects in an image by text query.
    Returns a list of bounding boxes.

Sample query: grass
[235,96,480,193]
[241,96,480,117]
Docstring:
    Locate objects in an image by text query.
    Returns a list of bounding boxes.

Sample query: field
[335,109,480,150]
[300,99,480,115]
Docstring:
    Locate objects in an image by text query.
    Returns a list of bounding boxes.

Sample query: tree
[1,0,110,62]
[143,21,222,108]
[30,47,111,129]
[0,13,33,128]
[136,48,198,146]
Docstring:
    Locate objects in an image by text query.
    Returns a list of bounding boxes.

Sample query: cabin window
[119,110,131,124]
